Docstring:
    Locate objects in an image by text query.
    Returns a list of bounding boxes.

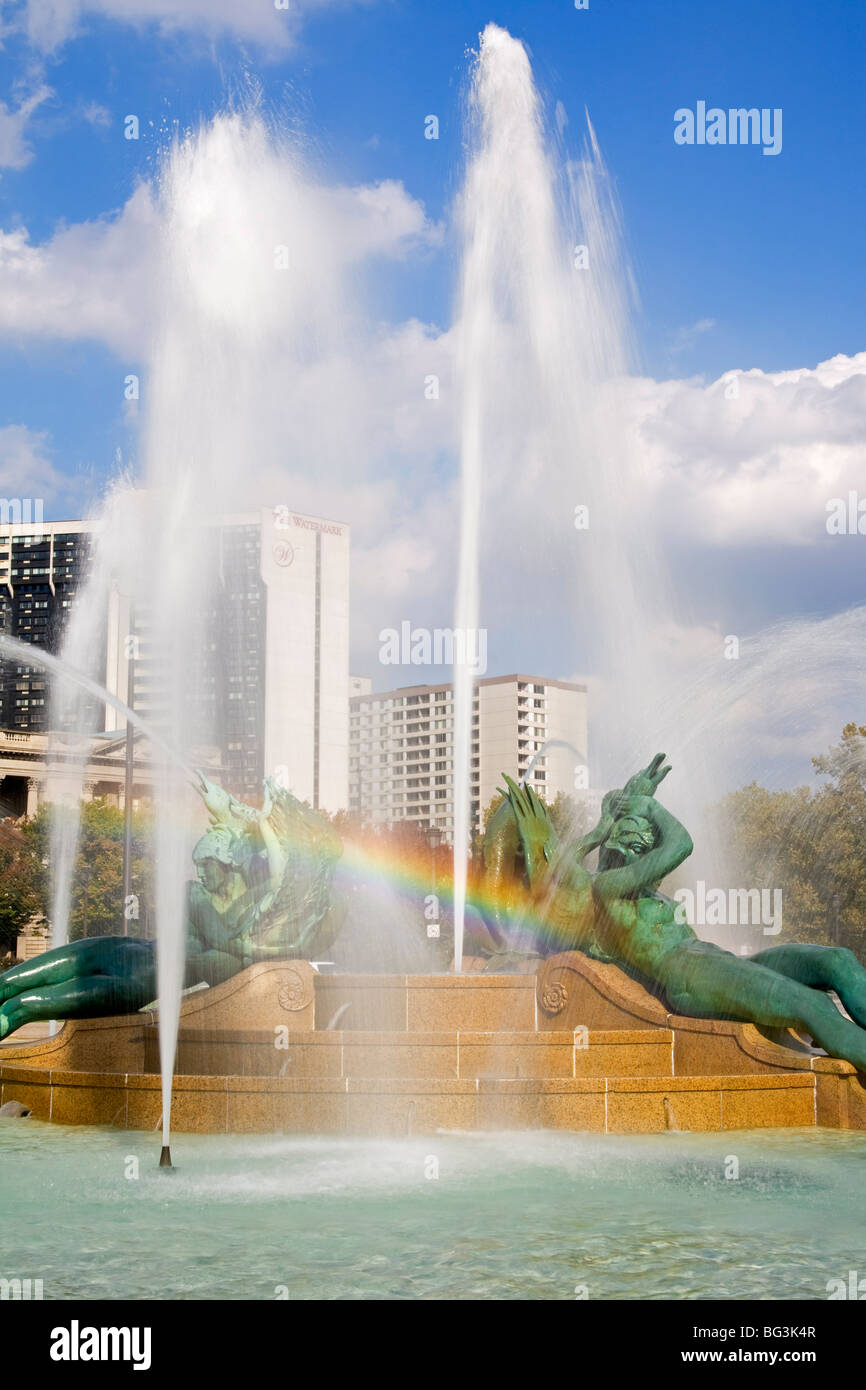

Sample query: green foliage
[0,822,45,953]
[548,790,592,843]
[479,785,590,830]
[481,791,506,830]
[716,724,866,951]
[25,799,154,941]
[476,787,590,860]
[471,791,504,859]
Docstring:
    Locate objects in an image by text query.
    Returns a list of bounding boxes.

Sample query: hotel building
[0,505,349,816]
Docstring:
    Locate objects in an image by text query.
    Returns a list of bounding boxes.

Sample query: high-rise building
[349,673,588,841]
[349,675,372,699]
[0,521,94,733]
[0,505,350,815]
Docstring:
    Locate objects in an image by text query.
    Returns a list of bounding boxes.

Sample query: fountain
[4,731,866,1143]
[0,634,196,776]
[0,26,864,1174]
[0,10,861,1318]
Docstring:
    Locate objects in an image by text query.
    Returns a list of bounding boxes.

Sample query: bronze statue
[0,774,345,1039]
[4,750,866,1076]
[477,754,866,1072]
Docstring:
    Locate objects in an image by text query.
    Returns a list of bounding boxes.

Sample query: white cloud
[0,163,440,357]
[0,183,159,353]
[2,152,864,639]
[322,181,444,262]
[0,423,63,497]
[0,81,50,168]
[20,0,378,53]
[670,316,716,356]
[80,100,110,128]
[631,352,866,545]
[2,150,864,578]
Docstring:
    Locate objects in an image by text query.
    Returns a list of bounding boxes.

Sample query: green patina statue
[4,750,866,1075]
[0,774,345,1039]
[475,753,866,1072]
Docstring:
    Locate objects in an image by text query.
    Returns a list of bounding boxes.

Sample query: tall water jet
[453,24,596,967]
[47,484,148,953]
[451,25,728,945]
[0,635,197,771]
[134,109,355,1152]
[140,117,273,1160]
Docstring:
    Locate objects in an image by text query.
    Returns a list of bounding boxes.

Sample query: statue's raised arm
[193,770,259,838]
[593,791,693,902]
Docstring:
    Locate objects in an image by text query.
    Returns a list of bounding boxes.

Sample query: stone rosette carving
[278,969,312,1012]
[541,979,568,1016]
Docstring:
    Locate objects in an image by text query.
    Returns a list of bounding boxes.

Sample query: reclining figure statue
[4,751,866,1075]
[0,773,345,1039]
[472,753,866,1073]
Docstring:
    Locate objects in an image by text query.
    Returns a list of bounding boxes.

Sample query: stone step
[3,959,863,1133]
[0,1063,818,1135]
[155,1026,675,1080]
[314,972,539,1032]
[153,1018,825,1087]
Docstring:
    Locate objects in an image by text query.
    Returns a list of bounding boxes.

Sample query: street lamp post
[426,825,441,943]
[427,823,441,888]
[121,613,135,937]
[81,864,93,939]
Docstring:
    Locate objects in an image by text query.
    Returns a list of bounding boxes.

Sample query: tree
[0,820,45,954]
[475,786,592,862]
[809,723,866,950]
[548,790,593,843]
[716,724,866,953]
[472,791,506,860]
[26,799,154,941]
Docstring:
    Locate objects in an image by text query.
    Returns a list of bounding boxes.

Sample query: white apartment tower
[349,673,588,841]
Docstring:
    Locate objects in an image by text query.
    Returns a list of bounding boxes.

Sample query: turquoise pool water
[1,1121,863,1300]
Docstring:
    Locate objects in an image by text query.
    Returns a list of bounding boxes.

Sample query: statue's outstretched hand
[622,753,671,800]
[193,769,232,820]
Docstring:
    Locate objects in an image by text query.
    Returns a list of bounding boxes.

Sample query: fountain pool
[2,1120,864,1300]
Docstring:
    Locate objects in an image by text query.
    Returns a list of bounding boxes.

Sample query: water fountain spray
[0,632,195,1164]
[0,635,196,776]
[452,25,560,970]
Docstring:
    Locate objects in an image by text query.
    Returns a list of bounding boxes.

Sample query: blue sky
[0,0,863,498]
[0,0,864,788]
